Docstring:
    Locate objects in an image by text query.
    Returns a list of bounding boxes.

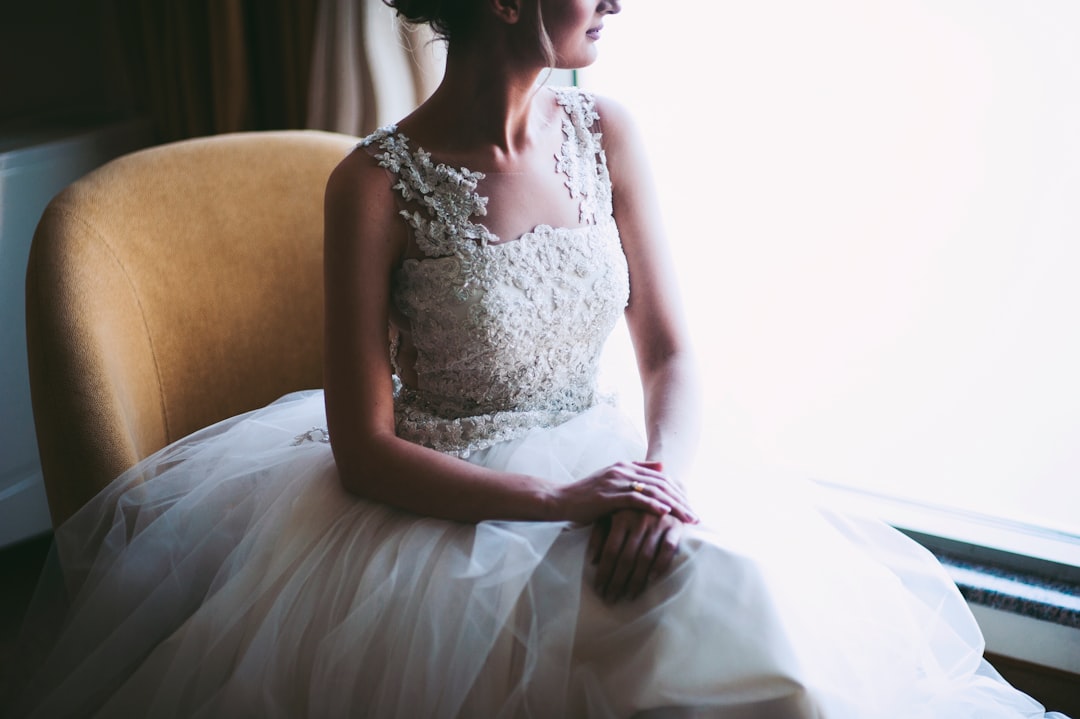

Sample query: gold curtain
[111,0,438,143]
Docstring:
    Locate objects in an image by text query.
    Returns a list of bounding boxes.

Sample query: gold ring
[630,481,645,493]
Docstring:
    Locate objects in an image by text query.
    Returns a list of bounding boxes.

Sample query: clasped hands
[589,506,686,603]
[556,460,697,604]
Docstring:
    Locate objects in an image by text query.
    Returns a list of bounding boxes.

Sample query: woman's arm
[589,95,704,601]
[599,95,702,485]
[322,147,696,525]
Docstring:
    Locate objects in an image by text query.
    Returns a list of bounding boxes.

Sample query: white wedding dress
[10,87,1069,718]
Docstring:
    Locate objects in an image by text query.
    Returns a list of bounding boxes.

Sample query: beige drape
[306,0,443,136]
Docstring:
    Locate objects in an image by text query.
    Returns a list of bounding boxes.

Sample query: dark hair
[382,0,479,43]
[383,0,557,68]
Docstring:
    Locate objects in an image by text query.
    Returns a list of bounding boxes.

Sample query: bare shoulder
[326,143,392,209]
[324,141,403,258]
[591,93,634,126]
[590,93,644,154]
[588,93,653,200]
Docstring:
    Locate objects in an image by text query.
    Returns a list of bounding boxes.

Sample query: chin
[553,50,598,71]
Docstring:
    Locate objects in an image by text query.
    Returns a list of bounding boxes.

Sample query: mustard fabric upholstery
[26,130,357,527]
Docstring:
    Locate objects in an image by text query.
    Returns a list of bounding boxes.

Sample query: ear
[488,0,524,24]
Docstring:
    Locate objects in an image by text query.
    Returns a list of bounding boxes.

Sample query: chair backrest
[26,130,357,526]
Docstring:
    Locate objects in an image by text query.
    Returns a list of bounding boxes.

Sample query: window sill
[817,480,1080,674]
[931,547,1080,674]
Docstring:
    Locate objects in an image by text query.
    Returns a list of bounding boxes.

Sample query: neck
[407,40,553,162]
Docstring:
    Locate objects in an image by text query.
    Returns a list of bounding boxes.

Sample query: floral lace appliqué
[292,427,330,445]
[362,130,495,258]
[553,87,613,225]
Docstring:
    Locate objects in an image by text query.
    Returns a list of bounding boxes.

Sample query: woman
[10,0,1070,717]
[322,0,701,604]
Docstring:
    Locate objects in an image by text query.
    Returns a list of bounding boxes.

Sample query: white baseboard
[972,603,1080,674]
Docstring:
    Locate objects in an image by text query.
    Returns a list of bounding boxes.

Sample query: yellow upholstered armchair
[25,130,357,527]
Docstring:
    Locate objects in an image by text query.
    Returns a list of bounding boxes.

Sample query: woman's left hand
[589,509,685,603]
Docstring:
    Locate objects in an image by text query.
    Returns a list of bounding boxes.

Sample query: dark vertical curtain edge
[113,0,318,143]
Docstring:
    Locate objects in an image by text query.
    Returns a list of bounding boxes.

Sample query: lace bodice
[360,87,629,456]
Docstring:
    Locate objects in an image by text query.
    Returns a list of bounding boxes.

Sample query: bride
[10,0,1071,716]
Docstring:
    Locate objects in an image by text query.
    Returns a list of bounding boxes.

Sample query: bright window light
[582,0,1080,547]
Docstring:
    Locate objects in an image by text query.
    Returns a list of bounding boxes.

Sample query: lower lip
[586,29,601,40]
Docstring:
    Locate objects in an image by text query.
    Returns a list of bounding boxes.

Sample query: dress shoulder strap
[550,87,614,225]
[360,126,495,258]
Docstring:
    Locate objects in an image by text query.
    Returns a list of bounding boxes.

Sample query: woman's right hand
[554,461,698,525]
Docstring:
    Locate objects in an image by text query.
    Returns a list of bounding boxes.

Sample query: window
[582,1,1080,566]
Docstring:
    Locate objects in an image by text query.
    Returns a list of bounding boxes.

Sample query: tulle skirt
[8,391,1067,718]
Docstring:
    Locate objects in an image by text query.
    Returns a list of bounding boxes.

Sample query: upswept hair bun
[383,0,478,42]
